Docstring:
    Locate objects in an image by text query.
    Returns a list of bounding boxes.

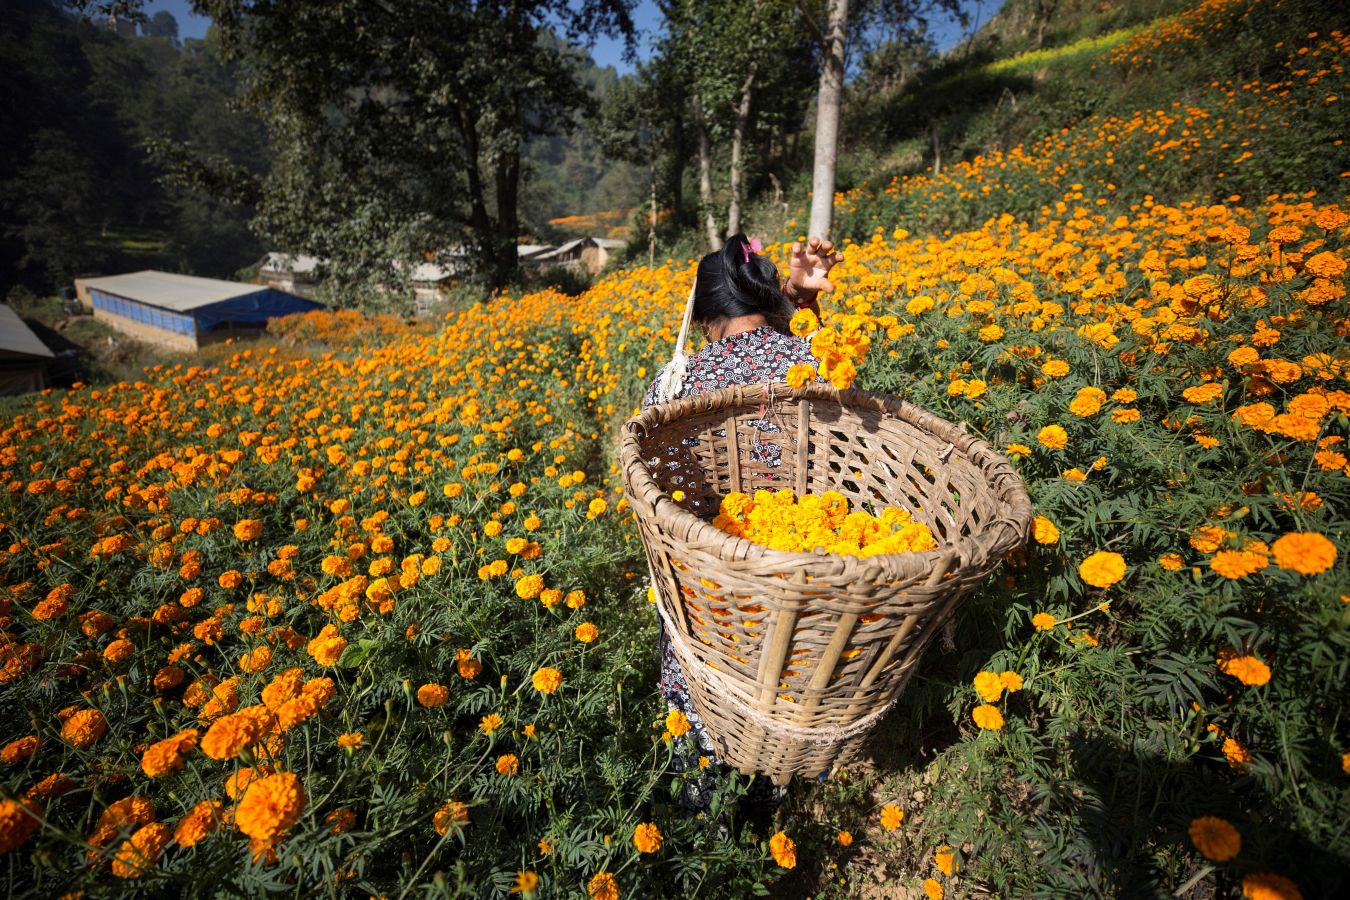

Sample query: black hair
[694,233,793,333]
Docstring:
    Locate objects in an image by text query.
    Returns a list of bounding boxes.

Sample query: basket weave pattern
[620,382,1032,784]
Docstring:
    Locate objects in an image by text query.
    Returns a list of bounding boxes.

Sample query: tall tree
[806,0,848,240]
[198,1,635,298]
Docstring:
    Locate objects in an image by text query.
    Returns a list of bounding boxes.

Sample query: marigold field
[2,1,1348,897]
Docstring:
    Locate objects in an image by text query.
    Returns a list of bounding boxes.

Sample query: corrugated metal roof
[260,253,324,275]
[80,270,270,312]
[0,304,55,358]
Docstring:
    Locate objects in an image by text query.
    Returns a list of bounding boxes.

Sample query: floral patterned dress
[641,325,816,810]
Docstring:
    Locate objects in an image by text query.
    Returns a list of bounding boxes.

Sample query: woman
[641,233,844,813]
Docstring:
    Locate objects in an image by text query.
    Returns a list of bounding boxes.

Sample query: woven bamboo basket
[620,381,1032,785]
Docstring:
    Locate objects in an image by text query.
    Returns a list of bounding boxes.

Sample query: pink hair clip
[741,237,763,263]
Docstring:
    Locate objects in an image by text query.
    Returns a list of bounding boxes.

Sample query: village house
[74,270,324,351]
[0,303,55,395]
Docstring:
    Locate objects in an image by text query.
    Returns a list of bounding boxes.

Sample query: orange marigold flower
[588,871,619,900]
[531,667,562,694]
[1031,612,1056,631]
[632,822,662,854]
[924,878,944,900]
[574,622,598,643]
[1031,516,1059,544]
[235,772,305,843]
[972,704,1004,730]
[935,844,960,875]
[665,708,691,738]
[233,519,263,541]
[417,683,449,708]
[61,708,107,749]
[1189,815,1241,862]
[1,735,40,765]
[1036,424,1068,449]
[769,831,797,868]
[1270,532,1337,576]
[1078,551,1127,588]
[1159,552,1184,571]
[111,822,171,878]
[1241,872,1303,900]
[973,671,1003,702]
[837,830,853,846]
[433,800,470,835]
[455,649,483,679]
[880,803,905,830]
[1209,549,1266,579]
[172,800,222,847]
[140,729,199,777]
[1218,653,1271,686]
[496,753,520,776]
[786,363,817,388]
[515,573,545,599]
[512,871,539,894]
[0,799,42,854]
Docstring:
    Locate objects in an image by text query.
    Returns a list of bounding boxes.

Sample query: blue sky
[144,0,997,74]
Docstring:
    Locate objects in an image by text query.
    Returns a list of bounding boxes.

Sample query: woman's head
[694,234,792,332]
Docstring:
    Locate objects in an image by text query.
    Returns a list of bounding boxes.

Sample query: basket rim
[619,381,1033,582]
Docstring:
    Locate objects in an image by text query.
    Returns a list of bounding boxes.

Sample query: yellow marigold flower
[924,878,944,900]
[515,573,546,599]
[566,589,587,608]
[1270,532,1337,576]
[790,308,818,336]
[768,831,797,868]
[512,871,539,894]
[539,587,564,608]
[1112,407,1141,424]
[837,830,853,846]
[111,822,172,878]
[1006,443,1033,456]
[1182,383,1224,404]
[973,671,1003,702]
[1000,671,1023,692]
[786,362,817,388]
[172,799,222,847]
[496,754,520,776]
[1189,815,1240,862]
[1078,551,1126,588]
[1031,516,1059,544]
[1036,424,1068,449]
[479,713,504,735]
[235,772,305,843]
[1159,553,1184,571]
[632,822,662,853]
[1218,653,1271,686]
[588,871,619,900]
[665,708,691,738]
[433,800,469,835]
[1241,872,1303,900]
[1041,359,1069,377]
[935,844,959,874]
[879,803,904,830]
[1032,612,1056,631]
[417,683,449,707]
[531,667,562,694]
[574,622,598,643]
[972,704,1004,730]
[337,732,364,750]
[0,798,41,855]
[587,498,608,519]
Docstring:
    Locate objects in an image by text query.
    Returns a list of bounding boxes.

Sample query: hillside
[1,1,1347,897]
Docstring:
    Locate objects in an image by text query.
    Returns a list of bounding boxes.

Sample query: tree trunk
[931,120,941,176]
[493,135,521,288]
[808,0,848,241]
[726,62,757,238]
[648,154,657,269]
[693,91,720,251]
[456,101,495,265]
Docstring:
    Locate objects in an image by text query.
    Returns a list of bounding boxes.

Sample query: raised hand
[788,237,845,297]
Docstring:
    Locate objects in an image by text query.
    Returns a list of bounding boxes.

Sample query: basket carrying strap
[652,281,698,404]
[655,604,902,745]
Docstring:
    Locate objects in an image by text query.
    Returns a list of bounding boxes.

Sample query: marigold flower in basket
[712,489,937,557]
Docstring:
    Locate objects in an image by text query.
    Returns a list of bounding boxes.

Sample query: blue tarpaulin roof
[190,289,324,332]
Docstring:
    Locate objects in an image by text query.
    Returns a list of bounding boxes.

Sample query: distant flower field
[2,1,1348,897]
